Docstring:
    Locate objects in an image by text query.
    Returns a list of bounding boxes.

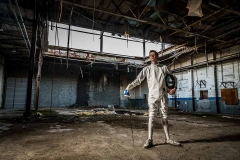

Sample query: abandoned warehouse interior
[0,0,240,159]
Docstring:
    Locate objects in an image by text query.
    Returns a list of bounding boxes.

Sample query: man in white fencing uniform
[124,50,180,148]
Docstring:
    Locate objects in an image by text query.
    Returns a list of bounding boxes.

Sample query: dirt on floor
[0,108,240,160]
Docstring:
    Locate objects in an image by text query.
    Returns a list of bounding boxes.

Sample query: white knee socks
[162,118,170,140]
[148,116,153,140]
[148,117,170,141]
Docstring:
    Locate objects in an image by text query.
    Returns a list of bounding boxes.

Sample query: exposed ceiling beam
[100,0,125,37]
[61,1,225,43]
[159,28,240,63]
[169,8,224,36]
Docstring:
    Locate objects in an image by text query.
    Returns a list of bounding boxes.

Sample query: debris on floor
[36,112,43,116]
[0,122,12,133]
[77,109,116,116]
[222,115,240,120]
[47,124,73,133]
[143,112,149,116]
[76,106,119,116]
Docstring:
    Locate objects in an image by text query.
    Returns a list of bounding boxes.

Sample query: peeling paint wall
[169,44,240,114]
[79,71,120,107]
[39,70,120,107]
[5,66,120,108]
[39,69,78,107]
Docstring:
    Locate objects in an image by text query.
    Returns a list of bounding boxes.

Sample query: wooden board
[221,88,238,105]
[200,90,208,99]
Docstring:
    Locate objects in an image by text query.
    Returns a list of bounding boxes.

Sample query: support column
[143,39,146,57]
[34,50,42,110]
[191,55,195,111]
[100,31,103,53]
[24,0,38,117]
[1,58,6,109]
[213,52,219,113]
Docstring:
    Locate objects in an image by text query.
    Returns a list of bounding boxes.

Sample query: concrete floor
[0,108,240,160]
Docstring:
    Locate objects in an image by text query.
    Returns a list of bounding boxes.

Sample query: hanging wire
[71,25,72,48]
[160,35,163,56]
[127,25,129,48]
[92,0,95,41]
[80,66,83,80]
[195,36,198,53]
[58,0,63,22]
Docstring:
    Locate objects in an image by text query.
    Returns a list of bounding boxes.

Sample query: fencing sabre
[124,90,135,147]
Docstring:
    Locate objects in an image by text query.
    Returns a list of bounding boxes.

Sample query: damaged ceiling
[0,0,240,71]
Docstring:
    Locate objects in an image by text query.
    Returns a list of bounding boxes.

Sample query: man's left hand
[168,87,177,95]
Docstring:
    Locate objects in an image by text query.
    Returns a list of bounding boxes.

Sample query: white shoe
[165,139,181,146]
[143,139,153,148]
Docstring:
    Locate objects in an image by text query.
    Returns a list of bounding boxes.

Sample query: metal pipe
[8,0,30,55]
[15,0,31,48]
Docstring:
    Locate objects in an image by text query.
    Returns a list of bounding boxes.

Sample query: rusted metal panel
[221,88,238,105]
[46,49,144,64]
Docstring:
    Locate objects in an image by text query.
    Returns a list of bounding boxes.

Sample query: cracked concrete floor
[0,108,240,160]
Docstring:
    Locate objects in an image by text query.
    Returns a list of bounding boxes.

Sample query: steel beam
[61,1,225,43]
[24,0,38,117]
[170,9,223,36]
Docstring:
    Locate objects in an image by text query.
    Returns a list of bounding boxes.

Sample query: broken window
[200,90,208,99]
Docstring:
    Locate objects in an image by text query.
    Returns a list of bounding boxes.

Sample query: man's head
[149,50,158,64]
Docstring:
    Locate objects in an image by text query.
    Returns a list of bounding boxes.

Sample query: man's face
[149,52,158,63]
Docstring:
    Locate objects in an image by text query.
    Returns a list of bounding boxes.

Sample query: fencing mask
[165,74,175,89]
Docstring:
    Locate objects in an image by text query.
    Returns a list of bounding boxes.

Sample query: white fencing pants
[148,94,169,140]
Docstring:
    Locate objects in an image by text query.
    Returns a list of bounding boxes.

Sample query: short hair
[149,50,158,57]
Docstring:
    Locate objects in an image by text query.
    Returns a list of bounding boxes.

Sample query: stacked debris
[77,107,117,116]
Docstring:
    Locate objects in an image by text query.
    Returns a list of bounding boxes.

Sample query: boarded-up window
[200,90,208,99]
[221,88,239,105]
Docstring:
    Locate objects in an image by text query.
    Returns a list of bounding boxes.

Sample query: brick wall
[39,69,78,107]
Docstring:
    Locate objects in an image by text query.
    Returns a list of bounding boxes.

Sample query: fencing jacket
[127,64,177,100]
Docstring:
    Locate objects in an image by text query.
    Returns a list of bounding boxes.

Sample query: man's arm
[126,68,147,90]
